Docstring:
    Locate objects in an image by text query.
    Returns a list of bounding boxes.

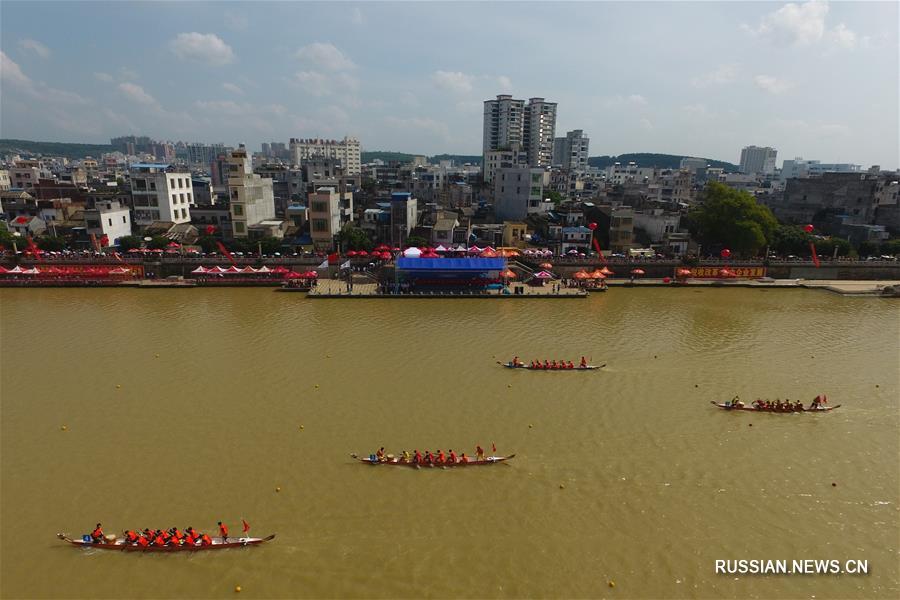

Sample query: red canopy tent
[271,266,289,274]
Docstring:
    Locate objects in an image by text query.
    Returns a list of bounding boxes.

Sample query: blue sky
[1,1,897,168]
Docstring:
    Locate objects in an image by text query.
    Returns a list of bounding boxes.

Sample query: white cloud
[639,118,653,131]
[599,94,649,109]
[19,38,50,59]
[384,116,450,140]
[754,74,792,95]
[194,100,245,115]
[119,67,139,80]
[691,64,738,87]
[94,72,114,83]
[743,0,858,50]
[497,75,512,90]
[118,82,159,106]
[224,10,248,31]
[827,23,857,49]
[169,32,235,66]
[1,51,32,88]
[222,82,244,95]
[682,104,710,117]
[398,91,419,108]
[432,70,474,94]
[290,70,358,97]
[351,7,364,25]
[295,42,355,70]
[743,0,829,45]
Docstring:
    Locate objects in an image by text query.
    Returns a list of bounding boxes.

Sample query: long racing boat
[709,401,841,413]
[57,533,275,551]
[500,361,604,370]
[351,453,515,467]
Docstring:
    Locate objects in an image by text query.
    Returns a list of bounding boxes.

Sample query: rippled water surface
[1,288,898,599]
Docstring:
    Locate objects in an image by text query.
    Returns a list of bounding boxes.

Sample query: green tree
[546,190,564,205]
[338,225,373,251]
[883,239,900,256]
[148,235,170,250]
[36,236,67,251]
[687,182,777,257]
[196,235,218,254]
[116,235,142,252]
[405,235,428,248]
[816,237,852,258]
[771,225,811,256]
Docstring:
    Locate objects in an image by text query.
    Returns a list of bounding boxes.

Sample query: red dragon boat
[351,453,515,467]
[57,533,275,551]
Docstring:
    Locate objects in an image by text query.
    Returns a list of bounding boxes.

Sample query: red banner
[678,267,767,279]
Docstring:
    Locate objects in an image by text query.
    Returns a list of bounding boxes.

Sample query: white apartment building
[483,95,526,159]
[493,166,551,221]
[289,137,361,175]
[308,186,354,250]
[227,147,275,238]
[0,169,10,191]
[780,158,861,180]
[84,199,132,247]
[523,98,557,167]
[604,162,656,185]
[552,129,590,171]
[483,145,529,184]
[739,146,777,175]
[129,163,192,226]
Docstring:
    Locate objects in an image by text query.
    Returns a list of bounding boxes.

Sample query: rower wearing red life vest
[543,360,550,369]
[218,521,228,543]
[460,453,469,464]
[124,530,139,544]
[567,361,574,369]
[200,533,213,546]
[153,532,166,547]
[476,445,485,461]
[90,523,104,543]
[413,450,422,464]
[448,449,457,464]
[136,534,150,547]
[580,356,587,368]
[376,447,386,461]
[436,450,445,464]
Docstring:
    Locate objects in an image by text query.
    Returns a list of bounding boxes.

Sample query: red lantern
[587,222,598,231]
[663,276,671,284]
[720,248,731,259]
[205,225,217,235]
[804,224,814,233]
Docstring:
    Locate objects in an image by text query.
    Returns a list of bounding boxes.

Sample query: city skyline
[1,1,897,168]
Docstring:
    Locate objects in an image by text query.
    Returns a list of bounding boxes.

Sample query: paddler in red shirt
[90,523,104,543]
[218,521,228,543]
[124,530,139,545]
[413,450,422,465]
[448,449,457,464]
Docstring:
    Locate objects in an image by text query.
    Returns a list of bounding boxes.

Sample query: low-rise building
[84,199,132,247]
[309,186,354,250]
[390,192,418,246]
[493,166,551,221]
[502,221,529,248]
[129,163,193,227]
[227,147,276,238]
[633,209,681,243]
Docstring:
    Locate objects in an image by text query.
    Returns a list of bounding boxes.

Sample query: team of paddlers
[728,394,831,412]
[89,522,232,546]
[373,444,495,464]
[510,356,589,369]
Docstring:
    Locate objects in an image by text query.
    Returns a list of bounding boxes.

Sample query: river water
[1,288,897,599]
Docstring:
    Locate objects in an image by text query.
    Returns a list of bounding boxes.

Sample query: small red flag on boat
[242,519,250,533]
[491,442,496,453]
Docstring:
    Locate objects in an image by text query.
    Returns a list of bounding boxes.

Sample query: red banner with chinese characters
[677,266,767,279]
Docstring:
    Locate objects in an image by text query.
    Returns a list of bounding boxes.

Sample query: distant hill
[0,139,114,159]
[361,151,482,165]
[588,153,738,172]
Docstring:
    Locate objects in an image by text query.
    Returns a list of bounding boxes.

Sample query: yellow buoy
[314,384,319,389]
[234,585,241,593]
[559,484,565,489]
[608,580,616,588]
[528,424,533,428]
[326,354,331,358]
[299,425,304,430]
[155,353,160,358]
[60,425,68,431]
[507,384,512,388]
[275,486,281,492]
[115,384,121,389]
